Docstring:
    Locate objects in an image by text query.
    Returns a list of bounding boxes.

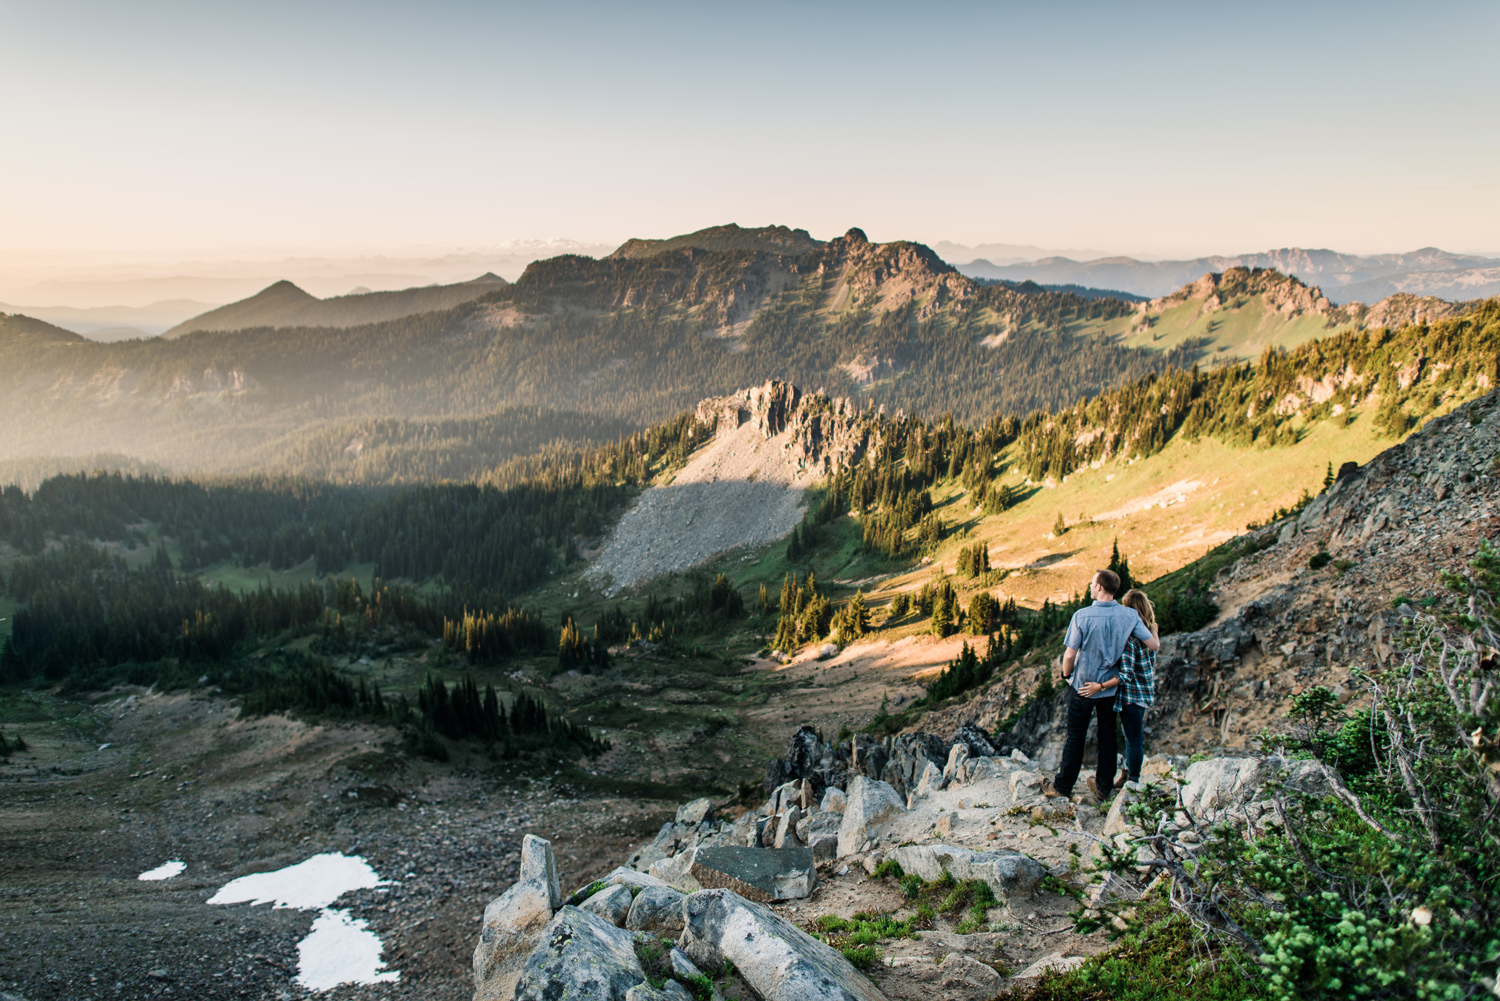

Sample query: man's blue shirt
[1063,599,1155,698]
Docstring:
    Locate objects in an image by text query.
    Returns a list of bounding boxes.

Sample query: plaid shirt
[1115,636,1156,709]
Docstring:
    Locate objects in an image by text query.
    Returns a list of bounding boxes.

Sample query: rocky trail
[469,723,1311,1001]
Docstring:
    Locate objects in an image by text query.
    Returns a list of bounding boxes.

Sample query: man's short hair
[1094,569,1121,597]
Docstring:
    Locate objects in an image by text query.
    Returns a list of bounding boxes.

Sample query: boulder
[579,884,633,927]
[915,760,945,797]
[649,848,703,893]
[626,981,693,1001]
[797,811,842,860]
[1007,769,1042,804]
[849,734,888,781]
[727,813,756,847]
[472,877,555,1001]
[1102,783,1141,838]
[967,756,1012,786]
[678,888,885,1001]
[820,788,847,814]
[1013,952,1085,980]
[951,721,1000,758]
[513,906,644,1001]
[943,743,970,786]
[626,885,687,933]
[677,798,716,826]
[628,845,671,873]
[519,834,562,911]
[773,806,803,849]
[937,952,1003,992]
[837,775,906,857]
[1179,758,1268,817]
[596,866,670,893]
[887,844,1045,901]
[689,846,817,902]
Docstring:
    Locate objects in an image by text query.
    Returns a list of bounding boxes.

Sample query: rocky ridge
[1139,265,1478,332]
[471,721,1333,1001]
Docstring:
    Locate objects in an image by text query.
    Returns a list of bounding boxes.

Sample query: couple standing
[1041,568,1160,802]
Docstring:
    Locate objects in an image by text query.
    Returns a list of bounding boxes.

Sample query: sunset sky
[3,0,1497,261]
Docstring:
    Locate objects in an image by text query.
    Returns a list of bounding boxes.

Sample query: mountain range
[957,246,1500,302]
[161,273,509,337]
[1,223,1493,482]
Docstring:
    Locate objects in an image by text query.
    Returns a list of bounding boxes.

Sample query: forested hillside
[3,301,1495,697]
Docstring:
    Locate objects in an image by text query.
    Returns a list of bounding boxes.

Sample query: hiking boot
[1087,776,1111,802]
[1115,768,1129,789]
[1040,777,1064,798]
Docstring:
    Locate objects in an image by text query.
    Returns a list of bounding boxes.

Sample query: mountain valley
[0,222,1497,1001]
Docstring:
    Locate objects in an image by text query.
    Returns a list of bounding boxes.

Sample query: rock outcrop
[679,889,887,1001]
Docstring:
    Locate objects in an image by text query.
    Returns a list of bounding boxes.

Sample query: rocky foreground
[472,724,1329,1001]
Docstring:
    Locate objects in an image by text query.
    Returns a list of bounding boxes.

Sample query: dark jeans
[1055,688,1117,798]
[1118,701,1146,782]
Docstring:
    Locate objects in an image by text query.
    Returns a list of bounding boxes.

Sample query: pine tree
[1053,512,1067,536]
[1107,537,1134,593]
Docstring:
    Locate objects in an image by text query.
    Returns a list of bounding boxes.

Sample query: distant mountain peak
[607,223,824,261]
[255,280,317,301]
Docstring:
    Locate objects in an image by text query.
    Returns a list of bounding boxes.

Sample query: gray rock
[915,760,945,797]
[678,888,885,1001]
[689,845,817,902]
[773,805,803,849]
[519,834,562,910]
[514,905,644,1001]
[820,787,847,813]
[677,797,716,826]
[628,845,671,873]
[837,775,906,857]
[943,743,970,786]
[887,843,1045,901]
[1180,757,1268,817]
[472,877,560,1001]
[626,884,687,933]
[951,721,1000,757]
[626,981,693,1001]
[1013,951,1085,979]
[649,847,703,893]
[579,883,634,927]
[937,951,1003,991]
[795,810,842,861]
[598,866,670,893]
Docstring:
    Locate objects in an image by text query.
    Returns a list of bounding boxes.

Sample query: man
[1041,569,1160,802]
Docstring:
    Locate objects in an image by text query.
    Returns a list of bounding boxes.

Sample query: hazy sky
[3,0,1497,260]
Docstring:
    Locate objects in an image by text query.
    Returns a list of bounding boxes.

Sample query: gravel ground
[0,691,669,1001]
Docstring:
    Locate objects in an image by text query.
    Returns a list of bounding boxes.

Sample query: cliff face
[694,379,888,479]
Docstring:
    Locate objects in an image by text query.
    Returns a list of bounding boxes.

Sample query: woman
[1115,588,1158,787]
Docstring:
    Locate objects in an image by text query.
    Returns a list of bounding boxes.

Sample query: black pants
[1055,688,1117,798]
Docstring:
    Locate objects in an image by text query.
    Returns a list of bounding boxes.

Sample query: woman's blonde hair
[1121,588,1157,637]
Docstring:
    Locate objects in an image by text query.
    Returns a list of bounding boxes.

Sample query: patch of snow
[138,860,185,881]
[294,908,400,992]
[207,852,385,910]
[208,853,400,993]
